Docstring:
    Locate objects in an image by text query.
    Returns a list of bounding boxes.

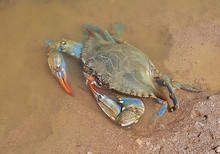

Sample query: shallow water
[0,0,220,153]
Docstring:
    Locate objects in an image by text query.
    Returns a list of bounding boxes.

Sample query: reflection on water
[0,0,220,153]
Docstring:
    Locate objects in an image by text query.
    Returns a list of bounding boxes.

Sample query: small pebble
[135,138,143,146]
[117,145,123,150]
[215,146,220,153]
[190,110,200,118]
[87,151,92,154]
[207,95,215,100]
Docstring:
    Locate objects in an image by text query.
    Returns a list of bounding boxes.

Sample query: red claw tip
[57,76,73,96]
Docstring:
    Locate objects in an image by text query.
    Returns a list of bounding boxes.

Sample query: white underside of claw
[97,95,121,119]
[121,120,137,127]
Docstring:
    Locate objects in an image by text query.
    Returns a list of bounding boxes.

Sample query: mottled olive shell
[81,37,159,98]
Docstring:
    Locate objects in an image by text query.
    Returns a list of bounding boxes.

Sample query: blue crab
[46,23,201,126]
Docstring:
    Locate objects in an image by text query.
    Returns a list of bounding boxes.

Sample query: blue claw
[88,81,145,126]
[120,97,145,112]
[88,80,121,118]
[48,49,72,95]
[46,39,83,95]
[117,97,145,126]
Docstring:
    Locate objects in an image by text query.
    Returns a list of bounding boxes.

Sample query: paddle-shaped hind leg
[156,75,179,111]
[110,23,125,43]
[153,98,168,119]
[171,80,203,92]
[84,24,116,43]
[156,74,202,111]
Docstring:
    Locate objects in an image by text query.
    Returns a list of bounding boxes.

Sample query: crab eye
[60,41,67,51]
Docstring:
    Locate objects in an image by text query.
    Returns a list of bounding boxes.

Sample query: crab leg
[156,74,202,111]
[46,40,83,95]
[87,79,145,127]
[153,98,168,118]
[171,80,202,92]
[84,24,116,43]
[110,23,125,43]
[111,23,125,35]
[156,75,179,111]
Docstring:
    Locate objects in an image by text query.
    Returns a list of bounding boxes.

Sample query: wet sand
[0,0,220,153]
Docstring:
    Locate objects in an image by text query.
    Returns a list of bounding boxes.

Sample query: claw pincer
[88,80,145,126]
[47,42,72,95]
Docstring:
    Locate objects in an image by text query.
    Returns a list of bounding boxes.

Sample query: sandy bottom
[0,0,220,153]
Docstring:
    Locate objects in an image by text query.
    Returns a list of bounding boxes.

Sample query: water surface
[0,0,220,153]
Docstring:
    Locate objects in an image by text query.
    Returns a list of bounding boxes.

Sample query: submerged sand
[0,0,220,153]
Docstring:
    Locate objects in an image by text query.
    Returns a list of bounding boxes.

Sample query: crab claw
[87,80,145,126]
[48,49,73,95]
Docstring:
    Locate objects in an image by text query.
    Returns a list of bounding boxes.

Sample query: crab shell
[80,37,162,99]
